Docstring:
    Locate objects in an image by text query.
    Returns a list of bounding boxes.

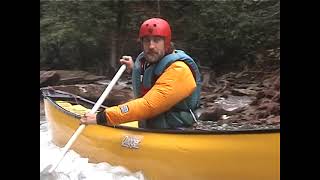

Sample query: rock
[269,103,280,115]
[227,114,242,122]
[214,95,252,114]
[272,92,280,103]
[197,65,280,130]
[227,106,246,115]
[256,91,265,99]
[51,83,134,107]
[205,102,216,107]
[273,76,280,91]
[261,98,272,104]
[266,116,280,125]
[250,98,259,105]
[233,83,250,89]
[235,71,245,79]
[262,78,273,88]
[263,89,276,98]
[51,70,106,85]
[247,85,263,91]
[221,115,230,120]
[255,110,269,119]
[84,74,106,82]
[251,120,263,125]
[258,102,279,115]
[221,90,231,98]
[40,71,60,87]
[197,105,225,121]
[263,72,279,90]
[202,70,214,88]
[205,94,218,101]
[231,88,257,96]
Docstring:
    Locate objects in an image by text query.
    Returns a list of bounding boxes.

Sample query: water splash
[214,95,254,111]
[40,123,144,180]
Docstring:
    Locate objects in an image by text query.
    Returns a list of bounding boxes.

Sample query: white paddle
[47,64,127,173]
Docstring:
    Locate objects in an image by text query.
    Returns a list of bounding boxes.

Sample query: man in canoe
[81,17,202,129]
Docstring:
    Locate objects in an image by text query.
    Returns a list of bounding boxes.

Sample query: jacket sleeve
[104,61,197,125]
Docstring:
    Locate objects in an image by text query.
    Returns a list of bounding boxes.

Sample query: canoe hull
[44,98,280,180]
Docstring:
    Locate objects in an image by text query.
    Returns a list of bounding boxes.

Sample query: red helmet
[139,18,172,52]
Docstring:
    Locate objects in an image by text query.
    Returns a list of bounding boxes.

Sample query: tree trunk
[109,31,117,71]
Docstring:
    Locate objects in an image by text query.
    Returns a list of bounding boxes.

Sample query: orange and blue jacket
[103,50,201,128]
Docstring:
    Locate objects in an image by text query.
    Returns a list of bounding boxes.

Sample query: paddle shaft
[48,64,127,173]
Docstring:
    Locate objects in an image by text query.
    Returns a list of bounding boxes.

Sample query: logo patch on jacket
[120,105,129,114]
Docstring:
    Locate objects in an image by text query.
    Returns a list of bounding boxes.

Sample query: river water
[40,101,145,180]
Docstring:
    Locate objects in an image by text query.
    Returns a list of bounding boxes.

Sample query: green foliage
[40,1,116,71]
[180,1,280,71]
[40,0,280,74]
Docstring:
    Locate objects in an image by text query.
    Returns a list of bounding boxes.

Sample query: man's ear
[167,42,175,53]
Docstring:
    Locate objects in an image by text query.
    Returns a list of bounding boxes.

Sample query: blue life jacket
[132,50,202,129]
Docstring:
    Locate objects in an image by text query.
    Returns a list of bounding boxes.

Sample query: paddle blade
[40,165,57,180]
[40,165,69,180]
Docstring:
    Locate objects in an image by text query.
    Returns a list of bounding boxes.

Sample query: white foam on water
[40,123,145,180]
[214,95,253,111]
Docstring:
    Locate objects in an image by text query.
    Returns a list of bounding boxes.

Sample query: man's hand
[80,113,97,125]
[120,56,133,73]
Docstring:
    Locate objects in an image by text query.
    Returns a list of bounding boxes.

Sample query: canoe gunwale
[41,88,280,135]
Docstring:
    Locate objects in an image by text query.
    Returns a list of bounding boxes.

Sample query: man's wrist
[96,111,108,126]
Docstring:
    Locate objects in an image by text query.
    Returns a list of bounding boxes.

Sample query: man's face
[142,36,166,63]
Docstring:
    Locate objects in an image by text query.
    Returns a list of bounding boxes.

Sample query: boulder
[51,83,134,107]
[266,116,280,125]
[40,70,106,86]
[54,70,106,85]
[40,71,60,87]
[196,105,225,121]
[231,88,257,96]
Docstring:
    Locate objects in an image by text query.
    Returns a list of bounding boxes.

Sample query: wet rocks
[40,71,60,87]
[198,61,280,130]
[54,70,105,85]
[40,70,106,87]
[51,83,133,107]
[231,88,257,96]
[196,105,226,121]
[257,102,280,115]
[40,70,133,106]
[193,120,278,131]
[266,116,280,125]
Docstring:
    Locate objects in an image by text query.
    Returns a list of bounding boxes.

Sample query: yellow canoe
[41,88,280,180]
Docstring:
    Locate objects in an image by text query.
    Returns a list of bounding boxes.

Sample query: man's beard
[144,51,165,63]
